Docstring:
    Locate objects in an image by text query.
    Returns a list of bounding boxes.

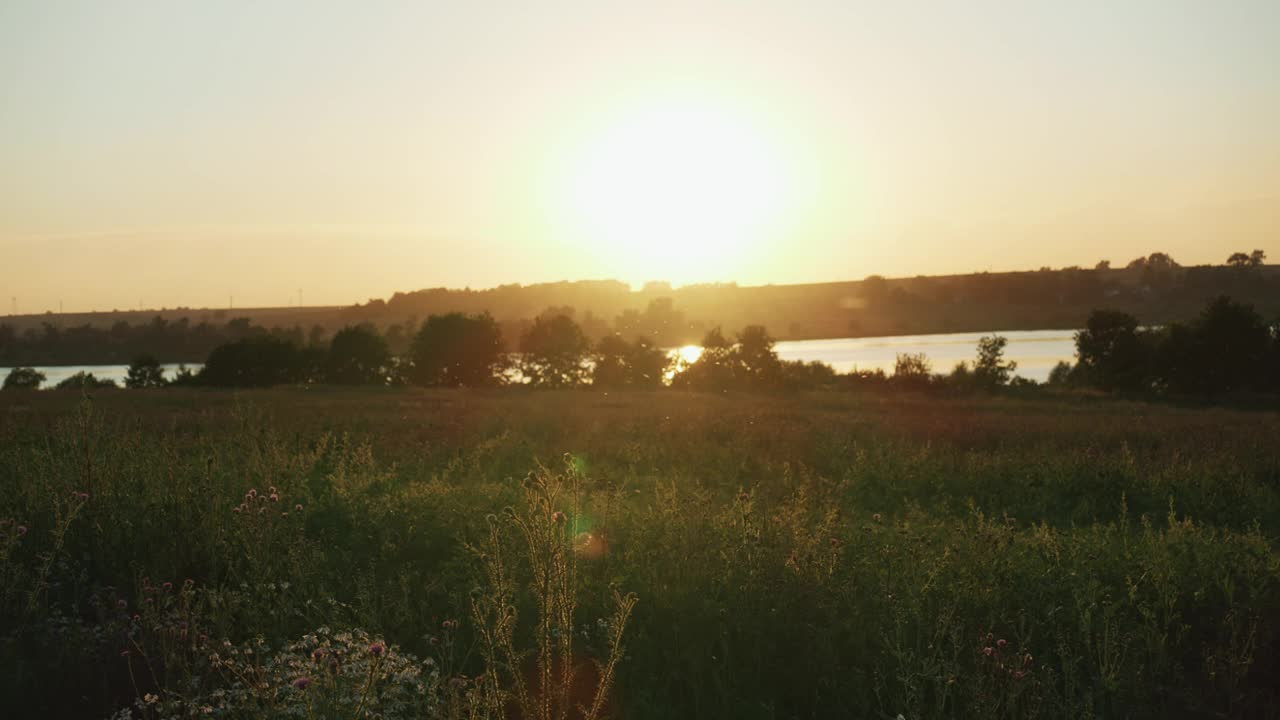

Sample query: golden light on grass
[556,97,795,283]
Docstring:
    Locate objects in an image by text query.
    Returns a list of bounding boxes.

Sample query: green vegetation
[2,388,1278,718]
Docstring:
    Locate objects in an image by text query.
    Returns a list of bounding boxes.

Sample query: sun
[557,99,792,283]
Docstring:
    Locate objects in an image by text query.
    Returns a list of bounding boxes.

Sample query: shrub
[2,366,45,390]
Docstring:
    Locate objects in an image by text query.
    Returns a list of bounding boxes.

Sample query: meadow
[2,387,1278,719]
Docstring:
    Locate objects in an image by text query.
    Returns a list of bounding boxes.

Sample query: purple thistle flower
[368,642,385,657]
[117,599,128,610]
[292,676,311,690]
[16,525,27,537]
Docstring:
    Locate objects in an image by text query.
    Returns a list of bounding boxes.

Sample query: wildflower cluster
[229,485,309,588]
[972,632,1040,716]
[114,627,442,719]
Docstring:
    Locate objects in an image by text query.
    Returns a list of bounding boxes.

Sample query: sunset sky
[2,0,1278,313]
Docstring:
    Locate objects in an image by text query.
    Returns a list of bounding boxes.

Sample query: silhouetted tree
[672,328,736,391]
[198,336,311,387]
[589,334,670,388]
[1250,249,1267,267]
[735,325,782,387]
[520,314,589,387]
[326,325,391,385]
[125,354,167,388]
[627,337,670,388]
[1157,296,1271,394]
[2,367,45,390]
[1227,252,1252,267]
[408,312,505,387]
[591,335,631,388]
[973,334,1017,388]
[890,353,932,390]
[1075,310,1149,391]
[1047,361,1076,387]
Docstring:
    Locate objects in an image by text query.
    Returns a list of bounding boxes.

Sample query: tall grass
[0,388,1277,718]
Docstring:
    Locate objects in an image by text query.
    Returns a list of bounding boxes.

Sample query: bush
[124,355,166,388]
[55,372,117,390]
[197,336,313,387]
[891,352,932,391]
[2,366,45,390]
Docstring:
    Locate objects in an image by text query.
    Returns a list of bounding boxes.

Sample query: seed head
[551,511,566,525]
[997,639,1007,648]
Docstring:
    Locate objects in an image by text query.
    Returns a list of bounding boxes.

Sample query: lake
[4,329,1079,388]
[771,329,1077,382]
[0,364,199,388]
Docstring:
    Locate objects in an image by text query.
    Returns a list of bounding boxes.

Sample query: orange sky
[2,1,1278,313]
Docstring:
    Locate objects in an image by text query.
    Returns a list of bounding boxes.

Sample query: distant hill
[4,258,1278,365]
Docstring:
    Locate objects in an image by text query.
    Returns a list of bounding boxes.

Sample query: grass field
[2,387,1278,718]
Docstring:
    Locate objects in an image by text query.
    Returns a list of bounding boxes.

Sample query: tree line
[5,249,1274,358]
[1052,295,1280,395]
[4,295,1278,398]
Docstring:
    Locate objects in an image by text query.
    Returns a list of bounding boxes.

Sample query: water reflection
[0,364,199,388]
[668,329,1077,383]
[6,330,1079,388]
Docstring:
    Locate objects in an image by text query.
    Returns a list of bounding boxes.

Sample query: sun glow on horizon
[556,97,798,284]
